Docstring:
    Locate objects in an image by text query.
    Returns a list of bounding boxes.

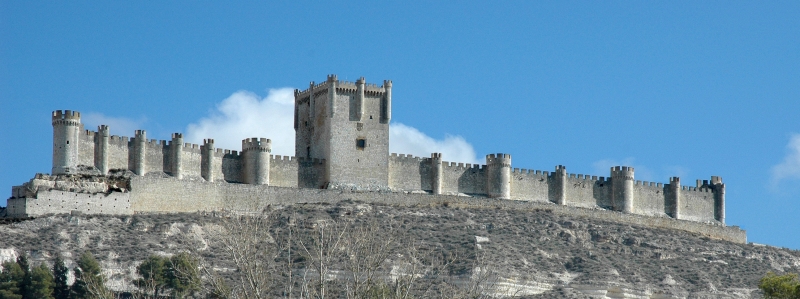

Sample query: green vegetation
[1,251,201,299]
[28,263,54,299]
[0,252,112,299]
[52,256,69,299]
[134,253,200,298]
[760,272,800,299]
[71,251,109,299]
[0,260,23,299]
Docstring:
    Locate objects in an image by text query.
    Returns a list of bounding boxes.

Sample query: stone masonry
[8,75,733,238]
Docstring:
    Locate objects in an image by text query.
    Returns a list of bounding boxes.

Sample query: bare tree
[297,218,348,299]
[340,220,397,299]
[196,204,502,299]
[83,273,116,299]
[211,211,283,299]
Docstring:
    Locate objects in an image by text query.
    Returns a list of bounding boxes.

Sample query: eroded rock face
[0,202,796,298]
[11,171,133,199]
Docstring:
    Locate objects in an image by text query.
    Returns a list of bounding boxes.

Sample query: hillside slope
[0,201,797,298]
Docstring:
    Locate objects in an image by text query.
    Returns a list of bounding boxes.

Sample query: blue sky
[2,2,799,249]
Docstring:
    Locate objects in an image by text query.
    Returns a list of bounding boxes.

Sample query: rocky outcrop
[0,201,795,298]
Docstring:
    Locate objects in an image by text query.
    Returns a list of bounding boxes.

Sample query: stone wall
[325,91,390,189]
[78,128,95,168]
[106,136,129,171]
[123,176,745,243]
[145,140,167,173]
[6,190,131,217]
[633,181,667,217]
[679,187,716,222]
[57,121,727,226]
[270,155,298,188]
[219,151,242,183]
[510,169,550,202]
[564,174,603,208]
[69,127,323,187]
[441,162,485,195]
[181,144,202,178]
[388,154,430,191]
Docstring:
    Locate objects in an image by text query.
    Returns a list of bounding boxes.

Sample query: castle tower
[382,80,392,123]
[95,125,110,175]
[294,74,391,189]
[431,153,443,195]
[202,139,215,182]
[486,153,511,199]
[170,133,183,179]
[356,77,365,121]
[133,130,147,176]
[52,110,82,175]
[667,177,681,219]
[242,138,271,185]
[553,165,567,205]
[610,166,634,213]
[711,176,725,224]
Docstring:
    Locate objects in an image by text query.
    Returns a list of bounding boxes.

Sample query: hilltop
[0,200,795,298]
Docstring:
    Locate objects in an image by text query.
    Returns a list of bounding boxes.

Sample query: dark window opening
[370,115,373,119]
[356,138,366,150]
[66,141,69,144]
[306,147,311,158]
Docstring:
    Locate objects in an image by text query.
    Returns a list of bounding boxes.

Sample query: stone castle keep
[6,75,742,242]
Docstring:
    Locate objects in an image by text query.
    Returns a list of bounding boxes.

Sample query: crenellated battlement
[634,180,664,188]
[52,110,81,123]
[108,136,129,145]
[486,153,512,167]
[512,168,550,177]
[611,166,635,180]
[147,139,166,147]
[390,153,425,163]
[242,138,271,152]
[295,74,390,98]
[567,173,601,182]
[31,75,731,231]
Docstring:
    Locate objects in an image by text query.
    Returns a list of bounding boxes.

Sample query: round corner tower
[667,176,681,219]
[242,138,271,185]
[52,110,82,175]
[711,176,725,224]
[610,166,635,213]
[486,153,512,199]
[431,152,443,195]
[95,125,110,175]
[554,165,568,205]
[202,139,215,182]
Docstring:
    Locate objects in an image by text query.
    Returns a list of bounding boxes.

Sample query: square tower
[294,75,392,190]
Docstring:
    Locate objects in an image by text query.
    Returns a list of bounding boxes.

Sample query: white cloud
[389,123,480,164]
[81,113,147,136]
[185,88,481,165]
[186,88,296,155]
[770,134,800,190]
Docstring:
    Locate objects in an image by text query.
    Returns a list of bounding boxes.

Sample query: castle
[6,75,742,242]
